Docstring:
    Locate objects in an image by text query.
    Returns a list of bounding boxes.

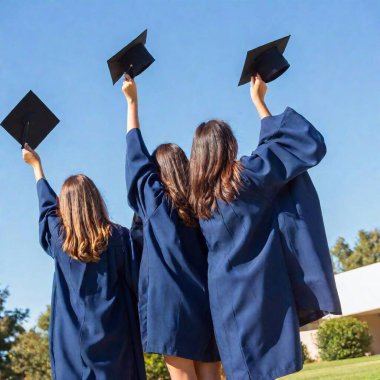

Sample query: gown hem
[144,345,220,362]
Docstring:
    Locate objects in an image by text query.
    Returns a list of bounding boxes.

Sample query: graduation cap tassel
[127,64,134,78]
[21,120,30,149]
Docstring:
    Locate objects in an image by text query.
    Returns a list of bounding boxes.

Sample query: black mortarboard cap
[238,35,291,86]
[107,29,155,85]
[1,90,60,149]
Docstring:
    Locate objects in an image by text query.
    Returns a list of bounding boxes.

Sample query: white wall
[335,263,380,316]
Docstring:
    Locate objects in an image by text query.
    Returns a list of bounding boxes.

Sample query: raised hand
[22,143,45,181]
[250,74,267,104]
[122,74,138,104]
[250,74,271,120]
[22,143,41,168]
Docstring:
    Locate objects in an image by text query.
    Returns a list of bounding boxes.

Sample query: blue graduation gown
[277,173,342,326]
[199,107,341,380]
[259,109,341,327]
[37,179,146,380]
[125,128,219,362]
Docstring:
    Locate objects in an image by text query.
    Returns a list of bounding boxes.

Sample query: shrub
[144,353,169,380]
[317,317,371,361]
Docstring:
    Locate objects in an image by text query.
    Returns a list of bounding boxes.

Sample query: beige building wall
[356,311,380,354]
[300,329,319,360]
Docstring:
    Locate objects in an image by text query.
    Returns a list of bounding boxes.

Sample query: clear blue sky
[1,0,379,326]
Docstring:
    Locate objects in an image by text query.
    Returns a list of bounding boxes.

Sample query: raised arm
[122,77,164,220]
[122,74,140,133]
[241,77,326,196]
[250,74,271,120]
[22,143,45,182]
[22,144,60,257]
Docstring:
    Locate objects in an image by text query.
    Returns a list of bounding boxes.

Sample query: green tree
[317,317,372,361]
[144,354,169,380]
[331,229,380,272]
[0,287,28,380]
[9,307,51,380]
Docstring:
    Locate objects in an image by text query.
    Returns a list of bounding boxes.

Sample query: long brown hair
[153,144,196,226]
[189,120,242,219]
[58,175,112,263]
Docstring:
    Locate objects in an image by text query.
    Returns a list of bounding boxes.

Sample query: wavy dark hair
[58,174,112,262]
[189,120,242,219]
[153,143,197,226]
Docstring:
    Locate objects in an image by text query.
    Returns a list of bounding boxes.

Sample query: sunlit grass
[280,355,380,380]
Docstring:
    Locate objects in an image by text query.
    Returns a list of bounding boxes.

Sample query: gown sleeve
[125,128,164,220]
[130,213,144,256]
[120,225,142,300]
[37,178,61,258]
[240,107,326,196]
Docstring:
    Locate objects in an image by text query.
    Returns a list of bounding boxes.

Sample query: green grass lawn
[280,355,380,380]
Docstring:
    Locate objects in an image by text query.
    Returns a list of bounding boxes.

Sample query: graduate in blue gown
[122,74,221,380]
[189,75,341,380]
[22,143,146,380]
